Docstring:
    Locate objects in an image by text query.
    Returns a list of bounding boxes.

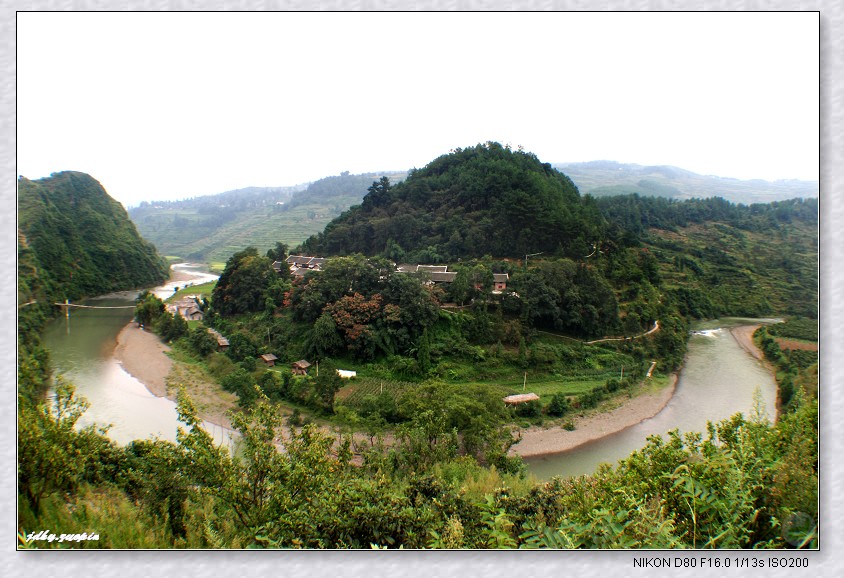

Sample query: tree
[448,267,473,306]
[416,328,432,374]
[188,326,217,357]
[266,241,289,263]
[135,290,165,327]
[212,247,277,316]
[176,389,346,543]
[311,312,344,357]
[18,380,106,513]
[362,176,392,209]
[547,393,571,417]
[312,360,343,413]
[326,293,384,358]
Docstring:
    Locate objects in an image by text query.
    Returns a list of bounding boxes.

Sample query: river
[524,318,780,479]
[43,279,778,474]
[41,263,230,447]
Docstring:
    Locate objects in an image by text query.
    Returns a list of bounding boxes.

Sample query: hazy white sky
[17,11,819,208]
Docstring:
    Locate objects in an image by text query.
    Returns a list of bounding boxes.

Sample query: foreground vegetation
[18,380,817,548]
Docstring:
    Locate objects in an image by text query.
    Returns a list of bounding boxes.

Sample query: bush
[546,393,571,417]
[514,400,541,418]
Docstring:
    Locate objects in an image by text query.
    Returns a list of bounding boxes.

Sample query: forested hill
[17,171,169,304]
[299,142,606,261]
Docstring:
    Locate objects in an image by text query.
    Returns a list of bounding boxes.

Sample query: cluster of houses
[273,256,509,292]
[395,264,509,292]
[164,255,520,401]
[272,255,327,278]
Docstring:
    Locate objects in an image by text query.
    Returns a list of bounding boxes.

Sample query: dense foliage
[211,247,279,316]
[18,383,818,549]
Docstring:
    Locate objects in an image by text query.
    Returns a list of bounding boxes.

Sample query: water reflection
[42,265,233,449]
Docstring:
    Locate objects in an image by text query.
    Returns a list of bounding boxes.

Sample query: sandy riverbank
[729,324,764,360]
[114,323,172,398]
[509,374,677,458]
[113,265,239,430]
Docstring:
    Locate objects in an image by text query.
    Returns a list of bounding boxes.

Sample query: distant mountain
[300,142,605,261]
[555,161,818,204]
[129,172,406,268]
[17,171,169,303]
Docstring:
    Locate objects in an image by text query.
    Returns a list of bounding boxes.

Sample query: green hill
[596,194,818,319]
[17,171,170,400]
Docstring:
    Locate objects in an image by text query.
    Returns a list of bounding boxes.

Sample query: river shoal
[730,324,764,360]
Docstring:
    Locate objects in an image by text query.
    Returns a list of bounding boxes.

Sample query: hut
[292,359,312,375]
[260,353,278,367]
[503,393,540,406]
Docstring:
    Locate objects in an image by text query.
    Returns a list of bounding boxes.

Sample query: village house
[260,353,278,367]
[493,273,509,292]
[397,264,507,291]
[284,255,327,278]
[166,298,204,321]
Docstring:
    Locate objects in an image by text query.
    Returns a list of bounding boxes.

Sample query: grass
[167,281,216,302]
[18,486,175,549]
[164,343,240,427]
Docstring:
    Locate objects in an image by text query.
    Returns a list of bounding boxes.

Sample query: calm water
[41,264,231,447]
[524,318,779,480]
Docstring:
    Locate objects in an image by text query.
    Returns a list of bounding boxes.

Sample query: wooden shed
[503,393,540,406]
[260,353,278,367]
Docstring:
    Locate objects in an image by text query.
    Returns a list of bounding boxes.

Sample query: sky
[16,11,819,208]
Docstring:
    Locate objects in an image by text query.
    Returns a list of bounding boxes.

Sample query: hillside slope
[17,171,169,302]
[129,172,405,267]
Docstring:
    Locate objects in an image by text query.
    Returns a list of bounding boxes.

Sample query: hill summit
[299,142,606,262]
